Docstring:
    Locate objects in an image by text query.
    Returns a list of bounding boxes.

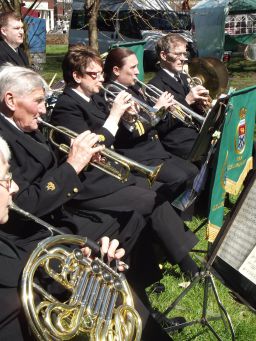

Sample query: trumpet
[102,83,164,128]
[38,118,162,186]
[10,203,142,341]
[135,78,205,131]
[182,68,213,114]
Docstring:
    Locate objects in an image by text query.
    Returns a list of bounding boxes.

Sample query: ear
[4,92,16,111]
[160,51,167,62]
[72,71,82,84]
[0,27,6,39]
[112,66,120,77]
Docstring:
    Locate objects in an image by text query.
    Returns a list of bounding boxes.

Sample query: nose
[10,180,19,195]
[39,102,47,116]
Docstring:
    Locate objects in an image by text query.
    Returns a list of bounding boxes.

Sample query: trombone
[38,118,162,186]
[135,78,205,131]
[102,83,164,128]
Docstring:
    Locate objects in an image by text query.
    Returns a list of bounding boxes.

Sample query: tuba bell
[11,203,142,341]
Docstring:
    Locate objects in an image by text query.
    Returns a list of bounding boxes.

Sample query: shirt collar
[161,67,181,81]
[0,112,23,131]
[71,88,91,102]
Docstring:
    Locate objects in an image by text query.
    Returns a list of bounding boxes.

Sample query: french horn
[11,203,142,341]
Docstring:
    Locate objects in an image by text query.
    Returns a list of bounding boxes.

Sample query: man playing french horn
[149,33,210,159]
[0,135,141,340]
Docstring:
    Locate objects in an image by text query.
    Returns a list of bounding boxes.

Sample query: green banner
[207,86,256,241]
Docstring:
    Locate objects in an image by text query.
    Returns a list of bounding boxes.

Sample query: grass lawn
[41,45,256,340]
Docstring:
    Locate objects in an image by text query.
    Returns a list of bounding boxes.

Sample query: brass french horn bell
[188,57,229,98]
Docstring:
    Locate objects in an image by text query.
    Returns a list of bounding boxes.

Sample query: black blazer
[93,83,170,163]
[0,114,143,249]
[51,87,136,200]
[149,68,190,107]
[0,40,29,67]
[148,69,199,158]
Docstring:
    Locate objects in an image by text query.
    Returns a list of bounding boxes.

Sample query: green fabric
[225,33,256,49]
[207,86,256,240]
[229,0,256,14]
[110,40,146,81]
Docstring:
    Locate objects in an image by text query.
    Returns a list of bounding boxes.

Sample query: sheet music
[239,246,256,285]
[217,178,256,276]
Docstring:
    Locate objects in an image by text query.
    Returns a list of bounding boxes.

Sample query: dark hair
[62,44,103,86]
[0,11,21,29]
[155,33,187,59]
[104,48,135,82]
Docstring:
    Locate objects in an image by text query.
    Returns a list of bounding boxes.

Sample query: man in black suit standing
[149,33,209,158]
[0,11,29,67]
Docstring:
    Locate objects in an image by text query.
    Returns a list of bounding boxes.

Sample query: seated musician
[0,64,145,258]
[0,135,174,340]
[50,45,199,288]
[95,46,199,201]
[148,33,210,159]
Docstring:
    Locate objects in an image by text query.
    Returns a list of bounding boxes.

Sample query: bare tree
[85,0,100,51]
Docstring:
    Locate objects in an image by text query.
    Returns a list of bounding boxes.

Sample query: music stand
[188,95,230,163]
[158,170,256,340]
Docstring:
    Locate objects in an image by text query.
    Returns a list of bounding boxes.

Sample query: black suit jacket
[0,114,107,244]
[51,87,136,201]
[148,69,198,158]
[0,40,29,67]
[93,83,170,163]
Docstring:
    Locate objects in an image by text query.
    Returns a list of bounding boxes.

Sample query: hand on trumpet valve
[154,91,175,111]
[67,130,105,174]
[186,85,209,105]
[82,236,128,272]
[109,90,133,122]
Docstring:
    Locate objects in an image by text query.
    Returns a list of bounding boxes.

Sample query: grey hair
[0,64,49,101]
[0,135,11,162]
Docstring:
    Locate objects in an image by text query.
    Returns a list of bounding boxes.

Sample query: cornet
[10,203,142,341]
[135,78,205,131]
[38,118,162,186]
[102,83,164,128]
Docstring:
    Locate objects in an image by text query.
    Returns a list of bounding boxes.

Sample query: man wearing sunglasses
[148,33,209,159]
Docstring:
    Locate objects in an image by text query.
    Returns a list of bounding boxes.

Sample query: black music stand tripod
[154,259,236,341]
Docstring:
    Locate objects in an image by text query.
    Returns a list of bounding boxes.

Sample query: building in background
[22,0,72,32]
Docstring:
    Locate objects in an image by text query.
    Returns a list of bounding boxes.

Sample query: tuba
[185,57,229,115]
[11,203,142,341]
[38,118,162,186]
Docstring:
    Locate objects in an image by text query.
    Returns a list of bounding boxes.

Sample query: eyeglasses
[83,71,104,80]
[172,52,189,59]
[0,172,13,191]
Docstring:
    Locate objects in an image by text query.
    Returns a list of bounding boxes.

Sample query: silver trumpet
[38,118,162,186]
[10,203,142,341]
[135,77,205,131]
[102,83,164,128]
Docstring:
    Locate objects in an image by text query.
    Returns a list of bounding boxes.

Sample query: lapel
[0,40,27,66]
[17,46,29,66]
[0,115,54,169]
[159,69,187,96]
[64,87,106,120]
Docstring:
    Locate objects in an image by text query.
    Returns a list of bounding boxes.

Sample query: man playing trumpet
[149,33,210,158]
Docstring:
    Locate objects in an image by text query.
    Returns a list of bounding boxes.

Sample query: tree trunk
[86,0,100,51]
